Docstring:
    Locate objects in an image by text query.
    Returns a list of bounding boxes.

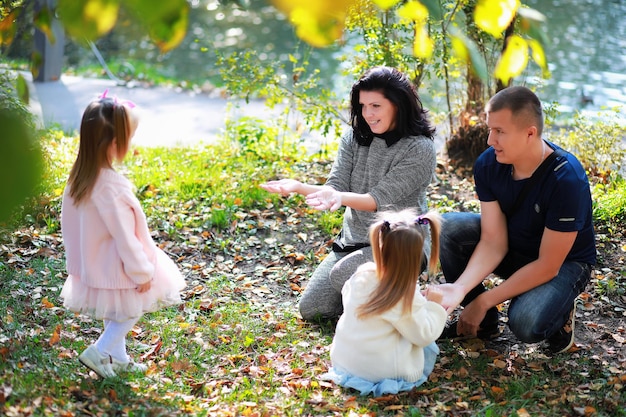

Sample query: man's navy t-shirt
[474,141,596,265]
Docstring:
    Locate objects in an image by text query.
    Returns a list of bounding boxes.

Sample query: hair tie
[415,216,429,225]
[381,220,391,232]
[99,89,136,108]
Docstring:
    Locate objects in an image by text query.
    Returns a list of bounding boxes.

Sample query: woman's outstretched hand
[260,179,301,196]
[306,187,342,212]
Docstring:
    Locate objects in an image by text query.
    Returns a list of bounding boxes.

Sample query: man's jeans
[439,212,592,343]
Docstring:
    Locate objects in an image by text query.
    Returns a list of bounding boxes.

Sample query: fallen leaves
[48,324,61,346]
[1,157,625,417]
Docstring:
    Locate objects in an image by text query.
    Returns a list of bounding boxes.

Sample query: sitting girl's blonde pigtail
[416,212,442,276]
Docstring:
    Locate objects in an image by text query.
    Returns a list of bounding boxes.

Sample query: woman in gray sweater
[261,66,437,322]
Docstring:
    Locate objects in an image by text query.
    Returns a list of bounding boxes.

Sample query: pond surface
[86,0,626,118]
[524,0,626,117]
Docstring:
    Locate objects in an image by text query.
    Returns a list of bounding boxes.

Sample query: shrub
[549,109,626,178]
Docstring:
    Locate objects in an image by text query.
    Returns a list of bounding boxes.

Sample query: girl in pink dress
[60,92,185,378]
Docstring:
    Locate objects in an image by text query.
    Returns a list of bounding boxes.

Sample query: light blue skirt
[320,342,439,397]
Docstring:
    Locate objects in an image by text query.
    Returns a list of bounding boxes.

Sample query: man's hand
[455,298,488,337]
[437,283,466,313]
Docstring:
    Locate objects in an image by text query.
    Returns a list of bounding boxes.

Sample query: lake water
[523,0,626,117]
[83,0,626,119]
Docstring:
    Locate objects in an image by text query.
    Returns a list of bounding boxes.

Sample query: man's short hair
[486,86,544,136]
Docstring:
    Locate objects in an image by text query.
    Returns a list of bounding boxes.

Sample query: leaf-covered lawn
[1,139,625,416]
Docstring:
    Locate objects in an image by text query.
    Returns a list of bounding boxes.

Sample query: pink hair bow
[99,89,136,108]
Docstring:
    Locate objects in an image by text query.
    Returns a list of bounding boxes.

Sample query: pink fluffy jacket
[62,168,157,289]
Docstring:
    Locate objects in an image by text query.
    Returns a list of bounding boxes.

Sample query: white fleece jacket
[330,263,447,383]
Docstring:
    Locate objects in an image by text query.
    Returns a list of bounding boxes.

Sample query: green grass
[1,124,625,416]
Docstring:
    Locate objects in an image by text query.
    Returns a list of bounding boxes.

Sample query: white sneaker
[79,345,116,378]
[111,357,148,373]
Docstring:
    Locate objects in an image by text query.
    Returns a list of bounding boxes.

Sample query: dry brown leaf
[41,297,55,309]
[140,340,162,361]
[49,324,61,346]
[493,359,507,369]
[490,386,505,398]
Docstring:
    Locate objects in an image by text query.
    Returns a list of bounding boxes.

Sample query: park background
[1,0,625,416]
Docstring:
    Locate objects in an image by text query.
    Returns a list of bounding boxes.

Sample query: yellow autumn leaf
[397,0,428,23]
[474,0,520,38]
[413,24,434,59]
[494,35,528,85]
[271,0,355,47]
[42,297,55,309]
[83,0,118,34]
[451,35,469,61]
[58,0,120,41]
[152,12,188,53]
[527,38,546,69]
[371,0,401,11]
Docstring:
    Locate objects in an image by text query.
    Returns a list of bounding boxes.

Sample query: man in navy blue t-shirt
[437,86,596,354]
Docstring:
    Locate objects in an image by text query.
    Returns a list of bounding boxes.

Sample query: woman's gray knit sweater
[325,131,437,246]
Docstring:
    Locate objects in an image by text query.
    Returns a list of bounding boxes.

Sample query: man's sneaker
[111,357,148,373]
[547,302,577,354]
[438,309,501,341]
[79,345,117,378]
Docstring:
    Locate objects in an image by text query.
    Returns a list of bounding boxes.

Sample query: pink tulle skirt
[61,250,186,322]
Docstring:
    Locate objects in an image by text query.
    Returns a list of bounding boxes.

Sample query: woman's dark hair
[350,66,435,146]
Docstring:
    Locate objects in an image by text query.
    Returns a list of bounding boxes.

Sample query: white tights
[94,317,140,363]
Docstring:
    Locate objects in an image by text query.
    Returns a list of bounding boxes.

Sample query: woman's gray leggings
[298,247,373,321]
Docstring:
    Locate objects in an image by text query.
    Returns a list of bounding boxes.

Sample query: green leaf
[517,6,549,47]
[57,0,120,42]
[0,108,43,223]
[449,28,488,82]
[126,0,189,53]
[34,6,55,44]
[419,0,443,21]
[30,51,43,80]
[16,74,30,105]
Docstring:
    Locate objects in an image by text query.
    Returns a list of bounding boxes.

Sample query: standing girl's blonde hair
[68,97,138,204]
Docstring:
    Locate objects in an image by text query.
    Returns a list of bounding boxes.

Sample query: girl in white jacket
[61,91,185,378]
[322,209,447,396]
